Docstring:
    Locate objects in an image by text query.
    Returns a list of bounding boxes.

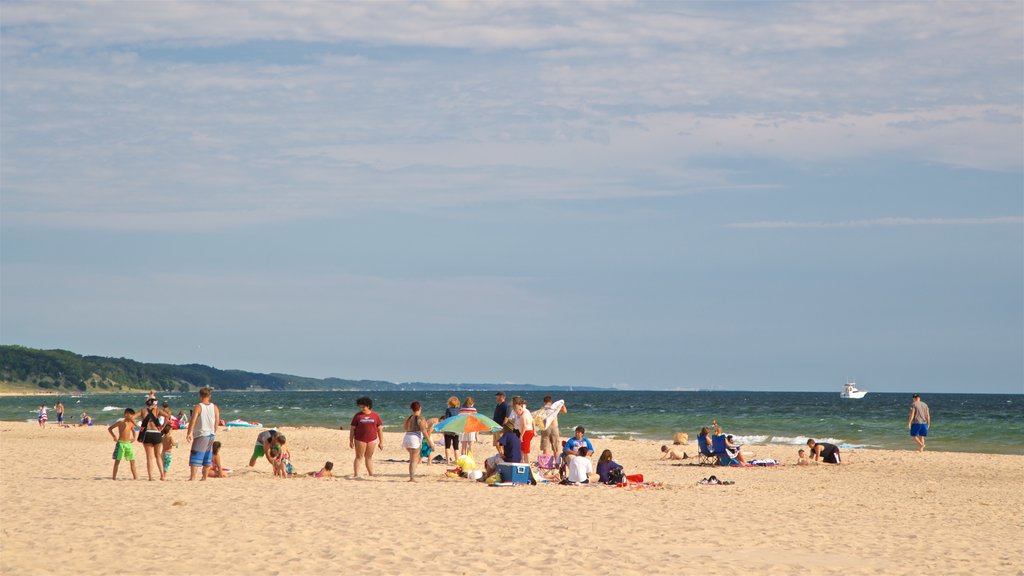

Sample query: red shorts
[521,430,535,454]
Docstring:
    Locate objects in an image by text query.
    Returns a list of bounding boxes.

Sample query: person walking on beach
[37,405,48,428]
[349,396,384,477]
[908,394,931,452]
[185,387,220,481]
[54,400,65,427]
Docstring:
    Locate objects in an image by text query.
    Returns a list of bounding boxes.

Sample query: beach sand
[1,421,1021,575]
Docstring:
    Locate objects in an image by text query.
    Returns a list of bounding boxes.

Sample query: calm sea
[4,390,1021,455]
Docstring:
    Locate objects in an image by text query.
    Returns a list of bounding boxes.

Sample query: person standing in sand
[54,400,65,427]
[492,392,510,452]
[441,397,461,464]
[108,408,138,480]
[349,396,384,477]
[402,401,429,482]
[185,387,220,481]
[458,396,478,457]
[539,396,567,458]
[908,394,931,452]
[512,397,534,464]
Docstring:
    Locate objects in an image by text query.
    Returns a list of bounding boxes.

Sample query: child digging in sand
[307,462,334,478]
[108,408,138,480]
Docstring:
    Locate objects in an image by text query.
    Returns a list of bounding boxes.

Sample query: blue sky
[1,2,1021,393]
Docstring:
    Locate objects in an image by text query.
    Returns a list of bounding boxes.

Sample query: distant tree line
[0,345,600,393]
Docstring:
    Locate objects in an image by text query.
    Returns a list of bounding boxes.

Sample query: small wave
[101,406,121,412]
[729,434,770,444]
[768,435,846,446]
[290,407,302,410]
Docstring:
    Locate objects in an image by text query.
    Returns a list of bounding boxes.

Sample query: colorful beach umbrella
[433,413,501,434]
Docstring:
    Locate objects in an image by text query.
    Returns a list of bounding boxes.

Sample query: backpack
[606,467,626,485]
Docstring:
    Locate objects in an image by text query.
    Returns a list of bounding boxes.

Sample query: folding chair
[696,433,717,466]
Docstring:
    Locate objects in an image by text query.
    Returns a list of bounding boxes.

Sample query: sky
[1,2,1022,393]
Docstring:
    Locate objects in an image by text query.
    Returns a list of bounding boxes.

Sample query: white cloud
[1,2,1020,230]
[727,216,1024,229]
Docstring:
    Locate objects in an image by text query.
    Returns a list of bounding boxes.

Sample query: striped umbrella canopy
[433,413,502,434]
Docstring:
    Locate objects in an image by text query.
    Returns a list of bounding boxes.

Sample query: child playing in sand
[307,462,334,478]
[269,447,286,477]
[797,449,811,465]
[209,441,231,478]
[161,424,177,473]
[660,445,689,460]
[108,408,138,480]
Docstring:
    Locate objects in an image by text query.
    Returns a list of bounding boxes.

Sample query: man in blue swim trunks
[907,394,931,452]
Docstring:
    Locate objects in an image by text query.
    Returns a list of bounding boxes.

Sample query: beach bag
[606,467,625,485]
[537,453,555,469]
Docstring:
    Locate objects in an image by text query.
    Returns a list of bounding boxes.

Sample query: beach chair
[696,434,716,466]
[711,434,739,466]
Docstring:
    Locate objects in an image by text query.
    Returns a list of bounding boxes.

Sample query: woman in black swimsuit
[139,398,170,480]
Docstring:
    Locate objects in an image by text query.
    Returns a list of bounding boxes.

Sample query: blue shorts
[189,435,215,467]
[910,423,928,437]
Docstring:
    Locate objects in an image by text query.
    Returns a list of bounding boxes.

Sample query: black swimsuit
[140,408,164,445]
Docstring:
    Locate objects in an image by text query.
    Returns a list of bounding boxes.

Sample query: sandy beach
[1,421,1021,575]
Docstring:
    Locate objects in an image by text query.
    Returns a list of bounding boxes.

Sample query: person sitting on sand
[80,412,93,426]
[209,441,231,478]
[563,426,594,457]
[563,446,594,484]
[597,449,624,484]
[660,445,688,460]
[797,449,811,466]
[806,438,841,465]
[724,434,752,465]
[308,462,334,478]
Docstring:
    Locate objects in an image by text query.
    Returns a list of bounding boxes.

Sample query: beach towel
[749,459,781,467]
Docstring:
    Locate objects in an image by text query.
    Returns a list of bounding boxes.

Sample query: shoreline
[4,417,1021,457]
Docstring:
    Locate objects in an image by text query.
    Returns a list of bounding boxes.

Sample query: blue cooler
[497,462,531,484]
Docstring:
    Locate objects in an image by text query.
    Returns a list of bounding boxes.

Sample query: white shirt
[567,455,593,483]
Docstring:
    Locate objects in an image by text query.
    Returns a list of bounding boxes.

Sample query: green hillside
[0,345,389,392]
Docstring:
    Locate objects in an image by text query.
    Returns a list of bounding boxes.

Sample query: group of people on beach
[103,388,935,481]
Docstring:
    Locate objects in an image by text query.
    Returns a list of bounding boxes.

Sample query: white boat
[840,381,868,399]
